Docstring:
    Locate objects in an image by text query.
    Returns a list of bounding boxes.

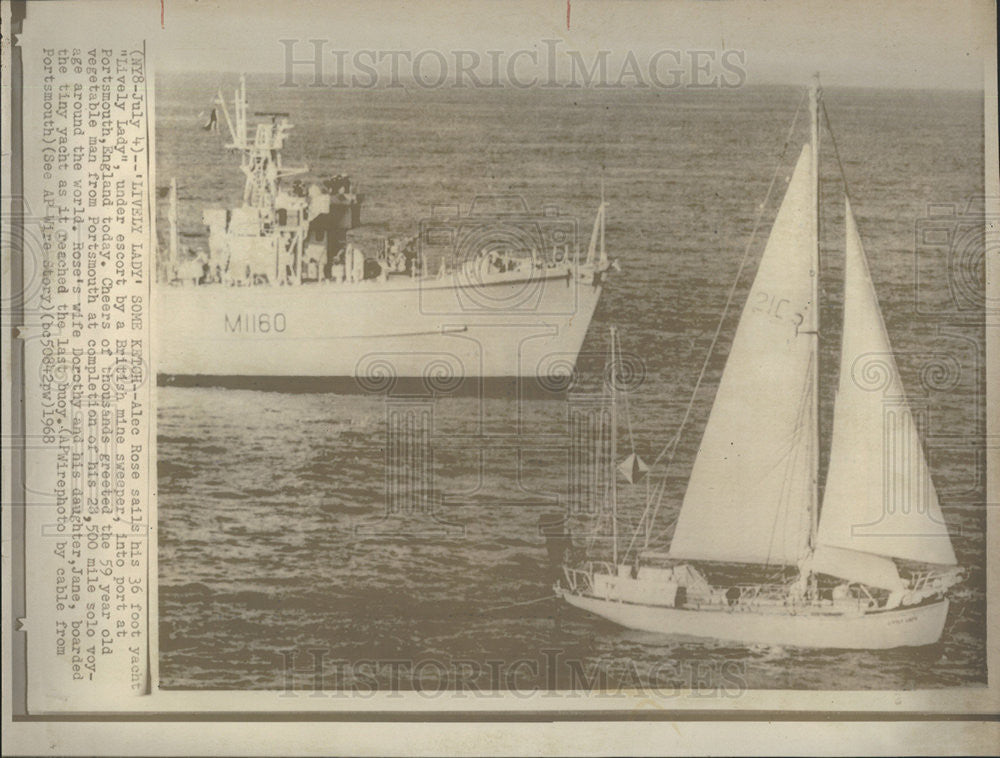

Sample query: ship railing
[590,561,617,577]
[723,583,844,614]
[563,566,591,594]
[907,567,964,594]
[735,583,790,600]
[563,561,616,594]
[722,582,796,610]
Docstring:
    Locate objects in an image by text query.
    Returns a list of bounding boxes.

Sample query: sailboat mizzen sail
[557,76,963,650]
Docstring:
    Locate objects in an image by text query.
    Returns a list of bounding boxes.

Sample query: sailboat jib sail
[817,200,958,567]
[669,145,816,567]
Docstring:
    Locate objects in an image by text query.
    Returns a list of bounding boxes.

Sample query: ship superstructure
[162,76,362,288]
[155,76,613,386]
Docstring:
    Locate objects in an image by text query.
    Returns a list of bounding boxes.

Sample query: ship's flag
[617,453,649,484]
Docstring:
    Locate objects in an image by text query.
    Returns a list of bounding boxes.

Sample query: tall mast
[807,74,822,548]
[599,180,607,267]
[609,327,619,566]
[168,177,179,272]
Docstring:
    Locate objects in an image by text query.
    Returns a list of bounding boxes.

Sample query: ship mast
[216,75,308,217]
[167,177,179,272]
[599,180,607,268]
[211,75,311,286]
[609,327,619,567]
[807,74,822,549]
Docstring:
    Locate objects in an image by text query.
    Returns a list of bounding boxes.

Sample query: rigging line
[756,362,814,485]
[765,352,816,566]
[821,99,852,202]
[593,400,613,550]
[624,491,654,563]
[624,468,665,561]
[647,89,808,475]
[637,89,810,541]
[585,408,603,552]
[485,594,558,612]
[617,330,638,455]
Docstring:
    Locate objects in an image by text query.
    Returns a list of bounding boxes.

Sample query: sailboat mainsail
[669,145,817,566]
[816,199,958,568]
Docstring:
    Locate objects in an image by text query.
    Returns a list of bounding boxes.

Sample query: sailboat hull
[559,591,949,649]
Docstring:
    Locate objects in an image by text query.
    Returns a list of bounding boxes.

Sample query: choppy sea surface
[156,73,986,691]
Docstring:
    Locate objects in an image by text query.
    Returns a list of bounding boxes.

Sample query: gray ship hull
[155,266,605,386]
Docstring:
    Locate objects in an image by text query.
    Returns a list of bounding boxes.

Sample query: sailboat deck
[562,561,901,617]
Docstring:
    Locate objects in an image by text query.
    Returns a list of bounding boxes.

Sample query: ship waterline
[155,266,605,381]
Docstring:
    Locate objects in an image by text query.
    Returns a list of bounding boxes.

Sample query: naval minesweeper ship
[155,77,613,389]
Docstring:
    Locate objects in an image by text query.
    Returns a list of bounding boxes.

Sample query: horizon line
[154,68,986,94]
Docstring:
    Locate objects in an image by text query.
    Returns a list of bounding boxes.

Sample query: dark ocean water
[156,73,986,691]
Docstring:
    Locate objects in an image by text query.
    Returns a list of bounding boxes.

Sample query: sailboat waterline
[556,77,963,650]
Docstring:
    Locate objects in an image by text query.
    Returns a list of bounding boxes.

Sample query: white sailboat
[557,77,963,650]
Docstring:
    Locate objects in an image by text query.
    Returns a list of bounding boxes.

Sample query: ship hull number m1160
[224,313,287,334]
